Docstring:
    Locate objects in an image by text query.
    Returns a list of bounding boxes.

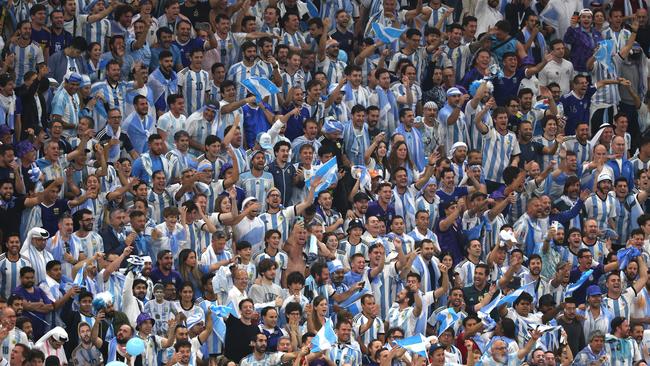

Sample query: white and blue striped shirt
[238,171,274,211]
[329,342,362,366]
[227,61,270,100]
[10,42,44,85]
[439,103,468,152]
[259,206,297,241]
[584,193,617,231]
[481,127,521,183]
[156,111,187,149]
[280,30,306,50]
[0,254,31,299]
[51,88,81,137]
[178,68,210,116]
[352,313,384,346]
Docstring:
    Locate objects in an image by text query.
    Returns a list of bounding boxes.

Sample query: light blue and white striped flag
[209,302,238,342]
[311,318,337,352]
[478,293,503,316]
[496,281,536,307]
[436,308,463,335]
[241,77,280,102]
[617,247,641,270]
[394,334,428,357]
[565,269,594,296]
[539,0,562,28]
[73,263,86,287]
[371,23,406,45]
[352,165,372,192]
[308,234,319,257]
[306,157,339,198]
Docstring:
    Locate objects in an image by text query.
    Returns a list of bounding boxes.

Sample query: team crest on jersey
[54,208,60,215]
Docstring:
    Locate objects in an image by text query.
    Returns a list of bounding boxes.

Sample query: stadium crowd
[3,0,650,364]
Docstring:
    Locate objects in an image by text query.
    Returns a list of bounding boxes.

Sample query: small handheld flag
[241,77,280,102]
[306,157,339,198]
[371,23,406,45]
[311,318,337,352]
[394,334,429,357]
[565,269,594,296]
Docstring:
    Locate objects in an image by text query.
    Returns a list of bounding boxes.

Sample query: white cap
[242,196,258,207]
[258,133,272,150]
[597,173,613,183]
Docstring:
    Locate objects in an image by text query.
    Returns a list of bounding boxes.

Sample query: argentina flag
[241,77,281,102]
[394,334,429,357]
[371,23,406,45]
[352,165,372,192]
[311,318,337,352]
[306,157,339,197]
[565,269,594,296]
[436,308,463,335]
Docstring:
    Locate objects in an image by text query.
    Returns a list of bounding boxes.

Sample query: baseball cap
[353,192,371,202]
[257,132,273,150]
[597,173,613,183]
[347,218,365,233]
[136,313,155,329]
[586,285,602,297]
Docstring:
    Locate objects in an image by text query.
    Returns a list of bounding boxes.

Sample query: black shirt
[180,2,211,25]
[225,316,259,363]
[331,29,354,56]
[518,140,544,168]
[462,284,490,316]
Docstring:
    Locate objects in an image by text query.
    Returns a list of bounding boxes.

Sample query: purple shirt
[563,26,603,73]
[149,267,184,292]
[12,285,52,339]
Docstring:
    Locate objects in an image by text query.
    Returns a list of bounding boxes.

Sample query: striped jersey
[178,67,210,116]
[603,287,638,321]
[259,206,297,241]
[227,61,271,100]
[51,88,81,137]
[464,101,492,151]
[438,103,468,151]
[0,254,31,299]
[10,42,44,85]
[253,251,289,287]
[481,127,521,183]
[238,171,274,211]
[584,193,617,231]
[156,112,187,149]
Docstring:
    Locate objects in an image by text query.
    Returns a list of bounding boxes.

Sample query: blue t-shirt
[569,264,605,305]
[173,38,206,67]
[49,30,72,56]
[242,103,272,148]
[131,155,165,184]
[560,87,596,135]
[31,29,50,54]
[366,201,396,227]
[150,267,184,293]
[436,186,469,204]
[494,68,527,107]
[41,199,71,236]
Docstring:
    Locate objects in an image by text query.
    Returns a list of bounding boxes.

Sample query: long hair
[387,140,414,174]
[178,249,203,285]
[312,295,327,331]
